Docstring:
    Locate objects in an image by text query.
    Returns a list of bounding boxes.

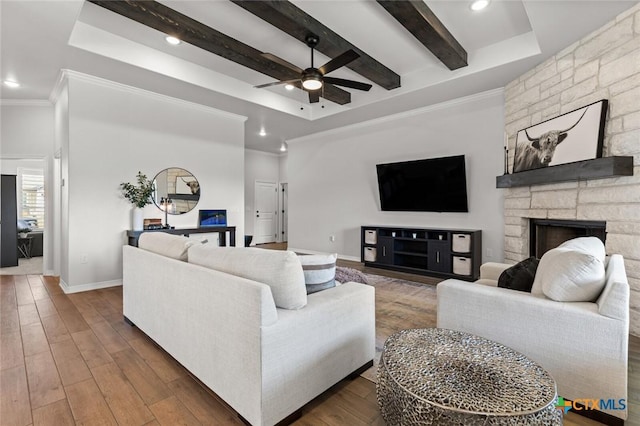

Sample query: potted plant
[120,171,154,231]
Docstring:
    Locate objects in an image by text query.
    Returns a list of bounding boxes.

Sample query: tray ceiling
[1,1,636,152]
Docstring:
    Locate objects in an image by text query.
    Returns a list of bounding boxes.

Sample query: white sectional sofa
[122,234,375,426]
[437,251,629,421]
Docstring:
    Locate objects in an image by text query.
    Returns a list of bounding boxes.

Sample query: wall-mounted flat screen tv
[376,155,468,212]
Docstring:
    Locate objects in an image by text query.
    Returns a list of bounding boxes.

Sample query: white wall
[279,153,288,183]
[1,103,55,274]
[0,103,54,157]
[57,73,246,291]
[287,90,505,262]
[244,149,281,240]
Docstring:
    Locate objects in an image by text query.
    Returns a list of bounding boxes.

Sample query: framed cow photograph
[513,99,608,173]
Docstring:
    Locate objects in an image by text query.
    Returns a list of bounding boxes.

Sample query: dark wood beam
[376,0,467,70]
[230,0,401,90]
[87,0,350,105]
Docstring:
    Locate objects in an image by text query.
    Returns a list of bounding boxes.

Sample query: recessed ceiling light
[470,0,490,11]
[284,84,295,91]
[165,36,181,45]
[259,129,267,137]
[3,80,20,88]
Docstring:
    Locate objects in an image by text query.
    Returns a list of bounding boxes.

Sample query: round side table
[376,328,563,425]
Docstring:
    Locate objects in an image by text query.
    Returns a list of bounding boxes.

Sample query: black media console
[361,226,482,281]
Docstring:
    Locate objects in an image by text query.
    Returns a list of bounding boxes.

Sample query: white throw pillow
[138,232,195,261]
[299,253,337,294]
[533,248,606,302]
[558,236,606,262]
[188,245,307,309]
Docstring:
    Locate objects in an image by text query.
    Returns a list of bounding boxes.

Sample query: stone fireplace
[530,219,606,258]
[503,3,640,335]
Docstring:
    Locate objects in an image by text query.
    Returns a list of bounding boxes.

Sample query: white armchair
[437,254,629,421]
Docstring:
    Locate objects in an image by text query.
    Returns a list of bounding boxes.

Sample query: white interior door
[254,181,278,245]
[280,183,288,243]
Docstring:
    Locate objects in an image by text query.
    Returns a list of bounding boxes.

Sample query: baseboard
[59,278,122,294]
[348,360,374,379]
[287,247,360,263]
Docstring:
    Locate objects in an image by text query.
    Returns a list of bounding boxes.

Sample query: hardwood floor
[1,271,637,425]
[0,274,383,426]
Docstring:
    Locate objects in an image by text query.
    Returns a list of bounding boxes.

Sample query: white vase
[132,207,144,231]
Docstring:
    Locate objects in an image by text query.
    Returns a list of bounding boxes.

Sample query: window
[19,169,45,230]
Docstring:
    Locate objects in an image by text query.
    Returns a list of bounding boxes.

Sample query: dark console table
[127,226,236,247]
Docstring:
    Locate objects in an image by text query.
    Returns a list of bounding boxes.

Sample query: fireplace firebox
[529,219,606,258]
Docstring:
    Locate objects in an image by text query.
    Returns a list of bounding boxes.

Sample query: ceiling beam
[87,0,350,105]
[230,0,401,90]
[376,0,467,70]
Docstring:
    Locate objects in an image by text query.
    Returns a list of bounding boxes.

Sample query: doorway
[0,158,47,275]
[253,181,278,245]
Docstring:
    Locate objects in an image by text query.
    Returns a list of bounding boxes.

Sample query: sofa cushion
[530,236,607,296]
[533,248,606,302]
[558,236,606,262]
[498,257,539,292]
[17,219,32,233]
[188,245,307,309]
[138,232,195,261]
[299,253,337,294]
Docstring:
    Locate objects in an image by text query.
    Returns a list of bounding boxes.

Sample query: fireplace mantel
[496,156,633,188]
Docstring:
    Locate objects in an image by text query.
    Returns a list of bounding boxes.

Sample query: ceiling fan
[255,35,373,103]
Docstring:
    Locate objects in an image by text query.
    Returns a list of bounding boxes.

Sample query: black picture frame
[513,99,608,173]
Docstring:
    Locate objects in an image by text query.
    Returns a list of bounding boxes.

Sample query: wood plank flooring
[1,269,638,425]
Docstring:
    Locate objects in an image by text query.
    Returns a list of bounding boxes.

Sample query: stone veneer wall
[503,4,640,336]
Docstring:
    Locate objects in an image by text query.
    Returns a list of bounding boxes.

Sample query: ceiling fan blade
[254,79,298,89]
[318,50,360,75]
[323,77,372,91]
[308,91,320,103]
[261,53,303,74]
[322,83,351,105]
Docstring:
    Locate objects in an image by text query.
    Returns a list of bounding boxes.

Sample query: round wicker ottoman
[376,328,563,425]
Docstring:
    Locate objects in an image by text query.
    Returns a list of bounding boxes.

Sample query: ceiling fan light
[302,77,322,91]
[470,0,489,11]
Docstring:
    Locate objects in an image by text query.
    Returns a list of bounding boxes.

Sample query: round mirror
[152,168,200,215]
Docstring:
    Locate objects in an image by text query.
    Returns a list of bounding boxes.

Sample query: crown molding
[49,70,68,104]
[0,99,52,107]
[50,69,248,122]
[288,88,504,144]
[245,148,284,158]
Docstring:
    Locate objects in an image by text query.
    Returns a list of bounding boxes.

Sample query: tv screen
[198,209,227,227]
[376,155,468,212]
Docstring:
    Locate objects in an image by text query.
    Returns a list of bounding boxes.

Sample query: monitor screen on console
[198,209,227,227]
